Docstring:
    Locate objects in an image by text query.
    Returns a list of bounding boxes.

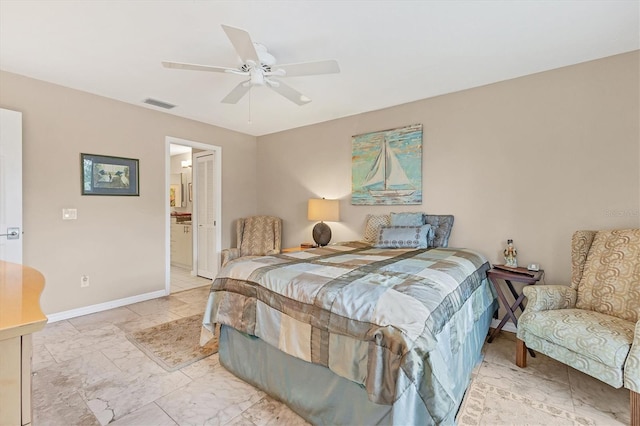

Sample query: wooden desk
[487,266,544,357]
[0,261,47,426]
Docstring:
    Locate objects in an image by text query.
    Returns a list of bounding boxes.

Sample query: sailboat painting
[352,124,422,205]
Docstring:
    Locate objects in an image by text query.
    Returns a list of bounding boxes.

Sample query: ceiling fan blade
[268,80,311,106]
[276,60,340,77]
[162,61,233,73]
[221,24,259,64]
[221,81,251,104]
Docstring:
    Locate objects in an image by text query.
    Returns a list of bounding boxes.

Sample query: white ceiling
[1,1,638,137]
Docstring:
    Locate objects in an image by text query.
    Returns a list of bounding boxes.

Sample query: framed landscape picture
[81,153,139,196]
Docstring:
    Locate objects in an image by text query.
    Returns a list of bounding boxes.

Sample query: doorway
[165,136,221,295]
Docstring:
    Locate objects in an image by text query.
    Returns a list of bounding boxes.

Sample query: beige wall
[0,71,258,315]
[1,51,637,316]
[257,51,640,286]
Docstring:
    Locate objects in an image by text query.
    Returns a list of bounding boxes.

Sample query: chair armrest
[221,248,241,267]
[522,285,577,312]
[625,321,640,392]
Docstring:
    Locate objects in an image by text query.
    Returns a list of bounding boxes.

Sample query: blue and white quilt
[202,241,493,422]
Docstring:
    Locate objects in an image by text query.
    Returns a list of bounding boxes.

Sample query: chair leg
[516,338,527,368]
[631,390,640,426]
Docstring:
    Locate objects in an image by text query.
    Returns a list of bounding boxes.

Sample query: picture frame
[169,184,179,206]
[351,124,422,205]
[81,153,139,196]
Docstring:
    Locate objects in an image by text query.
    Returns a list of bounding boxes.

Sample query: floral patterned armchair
[221,215,282,267]
[516,229,640,425]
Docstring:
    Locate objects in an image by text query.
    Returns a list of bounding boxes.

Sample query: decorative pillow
[390,212,423,226]
[422,214,454,248]
[363,214,390,243]
[374,225,431,249]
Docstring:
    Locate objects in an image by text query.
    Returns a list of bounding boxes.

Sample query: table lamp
[308,198,340,246]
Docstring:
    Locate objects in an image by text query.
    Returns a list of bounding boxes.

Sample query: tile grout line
[154,400,181,426]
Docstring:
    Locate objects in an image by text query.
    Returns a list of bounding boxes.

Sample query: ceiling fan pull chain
[248,90,252,125]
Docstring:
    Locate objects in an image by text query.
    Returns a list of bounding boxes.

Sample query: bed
[201,215,497,425]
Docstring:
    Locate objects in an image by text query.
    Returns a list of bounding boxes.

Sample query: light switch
[62,208,77,220]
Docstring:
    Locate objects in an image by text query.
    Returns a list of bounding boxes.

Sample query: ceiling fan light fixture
[250,69,265,86]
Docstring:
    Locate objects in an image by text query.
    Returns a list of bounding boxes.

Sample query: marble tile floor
[170,266,211,293]
[459,332,629,426]
[32,291,629,425]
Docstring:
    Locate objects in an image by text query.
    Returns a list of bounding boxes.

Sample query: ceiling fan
[162,25,340,106]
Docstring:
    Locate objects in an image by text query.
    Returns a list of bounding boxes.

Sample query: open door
[0,108,23,263]
[194,151,217,279]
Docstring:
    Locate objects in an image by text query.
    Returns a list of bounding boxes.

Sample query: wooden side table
[487,266,544,357]
[282,247,301,253]
[282,243,315,253]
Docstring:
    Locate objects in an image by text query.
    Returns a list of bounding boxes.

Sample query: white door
[0,109,23,264]
[195,152,217,279]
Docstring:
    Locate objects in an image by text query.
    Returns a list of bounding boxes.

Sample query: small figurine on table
[504,239,518,267]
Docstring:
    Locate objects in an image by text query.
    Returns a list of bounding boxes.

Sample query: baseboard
[46,290,167,323]
[490,319,517,334]
[48,295,521,328]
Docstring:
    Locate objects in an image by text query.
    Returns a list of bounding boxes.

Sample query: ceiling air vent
[143,98,176,109]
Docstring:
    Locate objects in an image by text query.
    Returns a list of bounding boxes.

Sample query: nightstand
[282,247,302,253]
[487,266,544,356]
[282,243,315,253]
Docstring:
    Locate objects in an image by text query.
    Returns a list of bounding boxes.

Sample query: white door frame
[165,136,222,295]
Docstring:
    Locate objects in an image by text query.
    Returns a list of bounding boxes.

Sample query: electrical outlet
[80,275,90,288]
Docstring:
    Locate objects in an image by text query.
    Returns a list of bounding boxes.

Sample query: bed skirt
[218,281,497,426]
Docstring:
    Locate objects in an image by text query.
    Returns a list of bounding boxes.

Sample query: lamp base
[312,222,332,247]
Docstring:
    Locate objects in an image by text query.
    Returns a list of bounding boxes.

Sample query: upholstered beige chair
[220,215,282,267]
[516,229,640,425]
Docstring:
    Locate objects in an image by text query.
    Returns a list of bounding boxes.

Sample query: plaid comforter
[202,241,491,410]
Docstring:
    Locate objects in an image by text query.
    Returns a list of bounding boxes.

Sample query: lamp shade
[307,198,340,222]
